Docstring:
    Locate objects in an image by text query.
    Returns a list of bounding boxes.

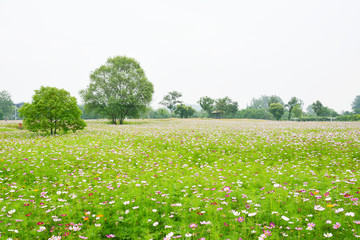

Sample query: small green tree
[285,97,303,120]
[160,91,183,114]
[198,96,215,117]
[269,103,284,120]
[0,90,14,120]
[174,104,195,118]
[19,86,86,135]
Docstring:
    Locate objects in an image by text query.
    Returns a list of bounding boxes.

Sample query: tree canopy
[311,100,324,117]
[352,95,360,114]
[160,91,183,113]
[285,97,303,120]
[269,103,285,120]
[198,96,215,117]
[215,97,238,118]
[80,56,154,124]
[0,90,14,120]
[19,86,86,134]
[174,104,195,118]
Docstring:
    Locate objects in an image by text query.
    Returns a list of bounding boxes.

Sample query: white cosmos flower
[314,205,325,211]
[281,216,290,221]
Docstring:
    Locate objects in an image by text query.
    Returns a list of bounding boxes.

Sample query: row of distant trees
[1,89,360,122]
[149,92,360,120]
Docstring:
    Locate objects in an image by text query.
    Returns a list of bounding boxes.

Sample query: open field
[0,119,359,240]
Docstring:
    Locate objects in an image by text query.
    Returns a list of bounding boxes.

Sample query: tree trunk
[119,118,124,124]
[51,128,53,135]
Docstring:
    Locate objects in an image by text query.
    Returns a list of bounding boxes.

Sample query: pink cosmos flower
[106,234,115,238]
[223,186,231,192]
[333,222,341,229]
[307,222,315,228]
[189,223,198,228]
[236,217,245,222]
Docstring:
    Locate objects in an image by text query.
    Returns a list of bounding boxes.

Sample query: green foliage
[148,108,171,119]
[352,95,360,114]
[248,95,283,109]
[237,108,274,120]
[160,91,183,113]
[78,104,106,119]
[19,86,86,134]
[311,100,324,116]
[0,90,14,120]
[292,104,303,118]
[174,104,195,118]
[337,114,360,121]
[215,96,238,118]
[80,56,154,124]
[269,103,284,120]
[285,97,303,120]
[198,96,215,117]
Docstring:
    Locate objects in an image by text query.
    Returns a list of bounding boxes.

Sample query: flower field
[0,119,359,240]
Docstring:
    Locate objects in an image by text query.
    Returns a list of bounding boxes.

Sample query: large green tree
[215,97,238,118]
[0,90,14,120]
[174,104,195,118]
[269,103,284,120]
[311,100,324,117]
[160,91,183,114]
[285,97,303,120]
[19,86,86,134]
[80,56,154,124]
[198,96,215,117]
[352,95,360,114]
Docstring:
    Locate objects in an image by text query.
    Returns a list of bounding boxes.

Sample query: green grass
[0,119,359,239]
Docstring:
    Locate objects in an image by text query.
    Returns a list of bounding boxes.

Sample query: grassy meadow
[0,119,359,240]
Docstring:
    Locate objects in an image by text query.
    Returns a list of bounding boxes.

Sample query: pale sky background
[0,0,359,112]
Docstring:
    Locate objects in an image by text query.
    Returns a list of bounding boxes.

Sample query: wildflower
[314,205,325,211]
[223,186,231,192]
[281,216,289,221]
[200,221,211,225]
[345,212,355,217]
[153,222,159,227]
[236,217,245,222]
[189,223,198,228]
[248,212,257,217]
[79,236,88,239]
[106,234,115,238]
[326,220,332,224]
[37,226,46,232]
[324,233,333,237]
[263,230,272,236]
[307,222,315,228]
[354,221,360,225]
[48,236,62,240]
[95,223,101,227]
[333,222,341,229]
[335,208,344,213]
[37,222,44,225]
[185,233,192,237]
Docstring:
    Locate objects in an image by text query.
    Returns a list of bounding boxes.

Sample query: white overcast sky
[0,0,359,112]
